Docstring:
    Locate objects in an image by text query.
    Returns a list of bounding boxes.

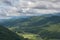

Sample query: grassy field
[16,33,43,40]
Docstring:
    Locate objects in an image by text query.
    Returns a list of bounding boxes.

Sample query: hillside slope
[0,25,25,40]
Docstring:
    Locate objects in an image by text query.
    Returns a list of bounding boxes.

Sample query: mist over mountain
[0,14,56,25]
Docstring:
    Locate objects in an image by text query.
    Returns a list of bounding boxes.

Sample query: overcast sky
[0,0,60,19]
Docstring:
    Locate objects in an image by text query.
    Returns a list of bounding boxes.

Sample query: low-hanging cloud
[0,0,60,19]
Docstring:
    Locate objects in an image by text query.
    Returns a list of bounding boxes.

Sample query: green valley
[4,15,60,40]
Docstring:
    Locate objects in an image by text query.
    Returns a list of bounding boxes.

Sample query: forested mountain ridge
[0,15,60,40]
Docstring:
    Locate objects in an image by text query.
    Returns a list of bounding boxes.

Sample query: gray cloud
[0,0,60,19]
[3,0,12,6]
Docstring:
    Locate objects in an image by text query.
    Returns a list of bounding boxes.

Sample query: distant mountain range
[0,13,60,40]
[0,13,60,26]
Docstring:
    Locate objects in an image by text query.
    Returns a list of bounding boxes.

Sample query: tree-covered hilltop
[1,15,60,40]
[0,25,27,40]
